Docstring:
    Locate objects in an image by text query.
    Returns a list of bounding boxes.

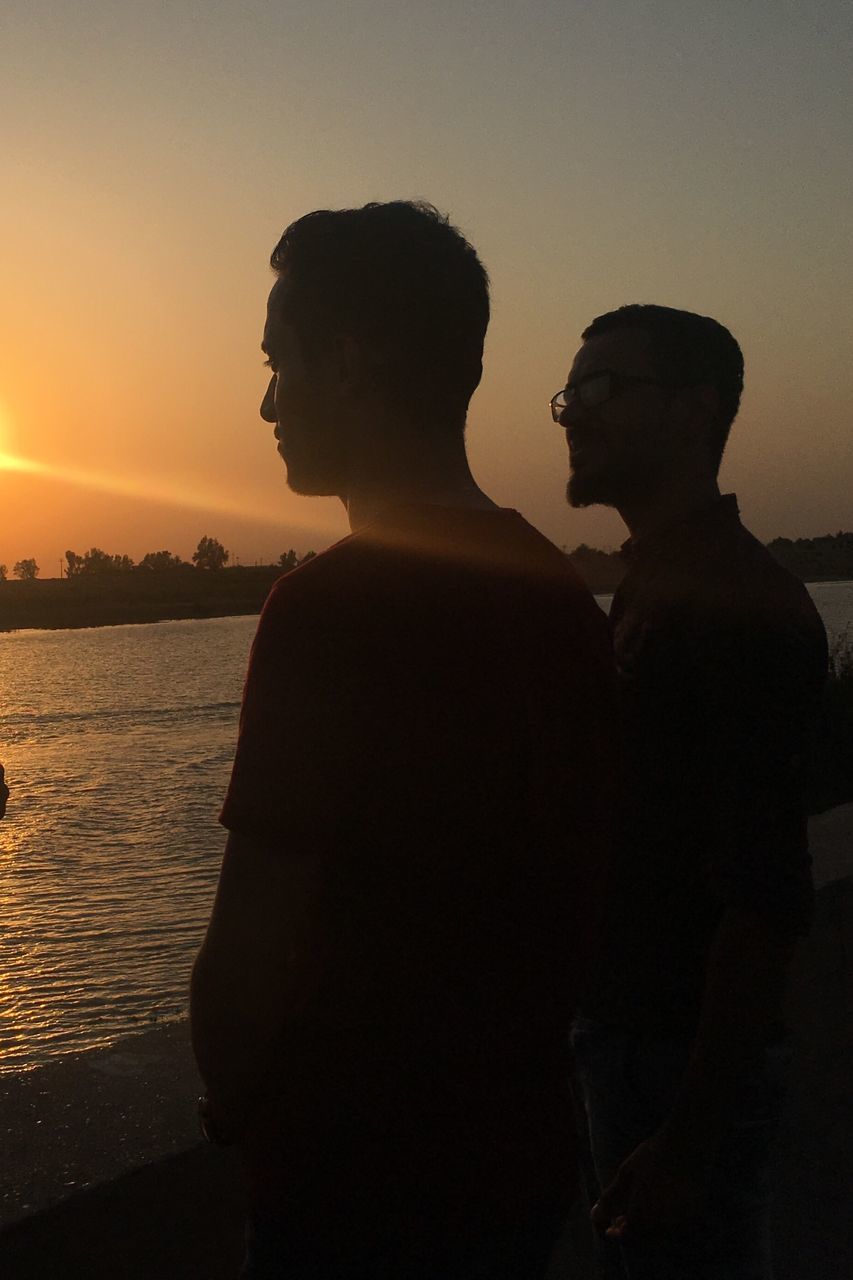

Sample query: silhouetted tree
[74,548,135,574]
[768,531,853,582]
[301,550,317,563]
[13,559,39,581]
[279,549,299,571]
[0,564,6,582]
[80,548,113,574]
[83,548,109,573]
[65,550,82,578]
[192,535,229,571]
[138,550,188,571]
[564,543,625,593]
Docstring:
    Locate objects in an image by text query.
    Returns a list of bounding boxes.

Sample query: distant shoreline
[0,567,283,634]
[0,600,262,635]
[2,571,851,635]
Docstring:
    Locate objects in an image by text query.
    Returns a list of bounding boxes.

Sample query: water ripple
[0,615,256,1073]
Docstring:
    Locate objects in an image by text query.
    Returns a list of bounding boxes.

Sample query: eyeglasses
[549,371,670,422]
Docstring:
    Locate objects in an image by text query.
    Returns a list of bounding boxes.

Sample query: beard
[277,435,347,498]
[283,462,339,497]
[566,463,620,509]
[566,455,657,510]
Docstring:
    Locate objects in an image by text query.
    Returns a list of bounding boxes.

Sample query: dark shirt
[221,504,617,1211]
[582,495,828,1038]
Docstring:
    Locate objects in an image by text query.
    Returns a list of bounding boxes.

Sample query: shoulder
[615,519,827,681]
[262,536,358,611]
[707,525,825,644]
[681,530,828,694]
[637,515,823,635]
[495,513,604,601]
[492,514,612,644]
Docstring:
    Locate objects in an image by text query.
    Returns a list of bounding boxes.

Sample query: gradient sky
[1,0,851,576]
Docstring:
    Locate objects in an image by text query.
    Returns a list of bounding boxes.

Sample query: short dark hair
[582,304,744,469]
[270,201,489,430]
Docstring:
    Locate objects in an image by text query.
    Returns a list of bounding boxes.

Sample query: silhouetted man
[0,764,8,818]
[191,202,616,1279]
[554,305,828,1279]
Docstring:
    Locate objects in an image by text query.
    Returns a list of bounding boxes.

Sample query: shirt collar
[619,494,742,565]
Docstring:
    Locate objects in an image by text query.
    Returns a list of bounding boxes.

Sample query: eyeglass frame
[549,371,684,422]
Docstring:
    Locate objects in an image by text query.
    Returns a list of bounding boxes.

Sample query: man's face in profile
[260,279,349,496]
[561,327,674,510]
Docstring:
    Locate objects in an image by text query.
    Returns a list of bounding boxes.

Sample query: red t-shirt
[221,504,615,1210]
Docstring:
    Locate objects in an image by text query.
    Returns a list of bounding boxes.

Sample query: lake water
[1,583,851,1074]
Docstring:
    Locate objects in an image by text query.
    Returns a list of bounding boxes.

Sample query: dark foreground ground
[1,811,851,1279]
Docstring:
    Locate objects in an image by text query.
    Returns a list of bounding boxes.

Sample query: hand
[0,764,8,820]
[591,1131,708,1245]
[198,1091,249,1146]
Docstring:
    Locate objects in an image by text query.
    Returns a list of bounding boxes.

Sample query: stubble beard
[280,445,346,499]
[566,466,617,510]
[284,464,338,498]
[567,456,658,511]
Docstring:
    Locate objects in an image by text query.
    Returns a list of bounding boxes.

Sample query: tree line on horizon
[0,537,318,582]
[565,530,853,593]
[2,531,852,589]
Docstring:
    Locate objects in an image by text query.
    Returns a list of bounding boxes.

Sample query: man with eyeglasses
[191,202,617,1279]
[553,305,827,1278]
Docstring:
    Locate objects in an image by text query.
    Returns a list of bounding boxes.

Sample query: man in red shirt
[191,201,615,1278]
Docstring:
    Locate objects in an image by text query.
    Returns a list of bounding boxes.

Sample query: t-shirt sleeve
[220,576,378,848]
[703,607,828,933]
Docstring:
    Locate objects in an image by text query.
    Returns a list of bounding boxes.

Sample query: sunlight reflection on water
[0,615,255,1072]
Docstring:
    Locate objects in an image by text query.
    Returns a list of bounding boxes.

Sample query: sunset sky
[2,0,851,576]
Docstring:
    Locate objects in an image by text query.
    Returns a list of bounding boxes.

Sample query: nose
[560,394,597,435]
[260,374,277,423]
[559,404,580,440]
[561,399,597,455]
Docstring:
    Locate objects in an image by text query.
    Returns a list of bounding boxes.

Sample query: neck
[618,473,721,542]
[341,420,499,532]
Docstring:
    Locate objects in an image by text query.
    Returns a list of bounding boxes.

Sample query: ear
[675,384,721,470]
[670,382,718,427]
[695,383,719,421]
[332,334,371,395]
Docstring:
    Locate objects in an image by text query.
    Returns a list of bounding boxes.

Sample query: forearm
[190,832,326,1102]
[661,902,795,1162]
[190,942,281,1110]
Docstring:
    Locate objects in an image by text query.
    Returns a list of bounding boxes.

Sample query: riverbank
[1,805,851,1276]
[0,568,283,633]
[2,572,851,635]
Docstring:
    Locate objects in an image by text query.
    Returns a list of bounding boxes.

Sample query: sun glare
[0,403,13,453]
[0,405,325,537]
[0,451,43,476]
[0,447,308,528]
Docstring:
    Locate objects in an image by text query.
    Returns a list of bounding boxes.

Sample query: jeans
[570,1018,790,1280]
